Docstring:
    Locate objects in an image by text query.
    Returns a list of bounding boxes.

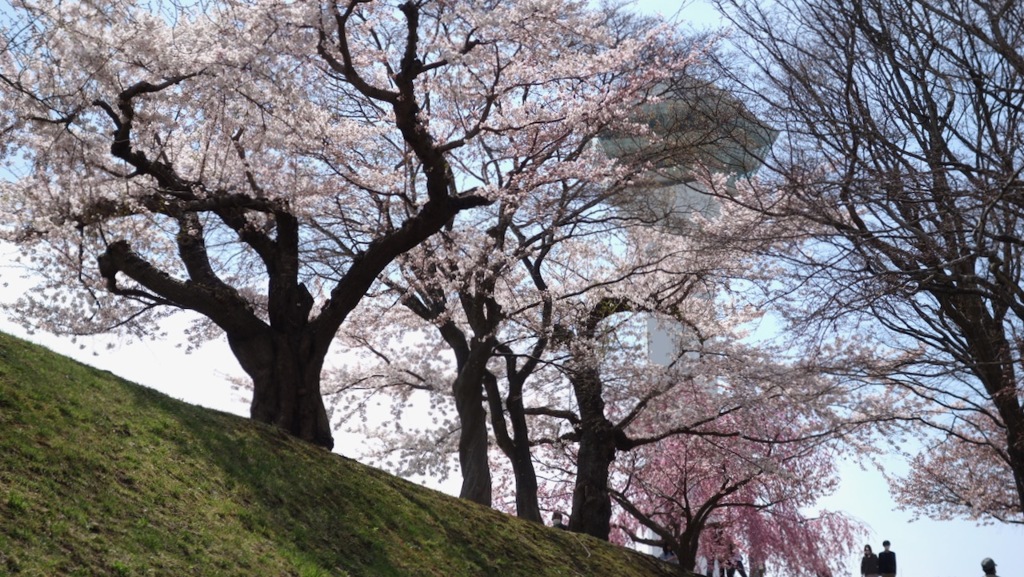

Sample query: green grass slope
[0,332,684,577]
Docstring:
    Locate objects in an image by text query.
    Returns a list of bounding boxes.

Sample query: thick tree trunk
[570,422,616,539]
[429,317,495,507]
[485,369,541,521]
[982,369,1024,513]
[506,400,541,521]
[565,296,639,538]
[509,443,541,521]
[228,329,334,449]
[677,525,705,573]
[456,394,491,505]
[453,343,493,506]
[1008,425,1024,513]
[569,367,616,540]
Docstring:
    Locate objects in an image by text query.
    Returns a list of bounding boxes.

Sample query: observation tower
[599,78,775,366]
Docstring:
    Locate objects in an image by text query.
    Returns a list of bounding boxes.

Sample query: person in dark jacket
[659,546,679,565]
[878,540,896,577]
[861,544,879,577]
[981,557,998,577]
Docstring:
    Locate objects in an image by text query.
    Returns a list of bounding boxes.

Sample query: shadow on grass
[136,382,685,577]
[0,330,685,577]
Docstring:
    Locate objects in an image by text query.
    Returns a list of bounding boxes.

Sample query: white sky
[0,0,1021,575]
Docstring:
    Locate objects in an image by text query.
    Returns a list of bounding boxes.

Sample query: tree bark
[568,366,617,539]
[486,369,542,521]
[674,507,724,573]
[452,339,494,506]
[507,439,541,521]
[404,290,499,507]
[229,328,334,449]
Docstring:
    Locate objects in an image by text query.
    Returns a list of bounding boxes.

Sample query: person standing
[877,540,896,577]
[551,512,569,530]
[726,544,748,577]
[861,544,879,577]
[981,558,998,577]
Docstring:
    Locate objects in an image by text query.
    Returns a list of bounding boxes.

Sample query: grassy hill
[0,332,684,577]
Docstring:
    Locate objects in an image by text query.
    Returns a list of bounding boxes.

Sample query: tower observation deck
[599,78,776,365]
[600,79,775,232]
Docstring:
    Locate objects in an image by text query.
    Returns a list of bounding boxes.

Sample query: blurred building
[601,79,775,369]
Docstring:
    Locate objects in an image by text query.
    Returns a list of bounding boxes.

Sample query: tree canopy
[711,0,1024,523]
[0,0,689,448]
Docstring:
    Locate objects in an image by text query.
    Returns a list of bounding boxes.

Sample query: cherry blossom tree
[0,0,673,449]
[475,197,875,541]
[328,153,879,544]
[490,165,891,540]
[326,165,787,522]
[324,52,882,540]
[324,103,708,510]
[893,412,1020,524]
[610,393,862,576]
[320,15,737,507]
[534,294,872,541]
[708,0,1024,521]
